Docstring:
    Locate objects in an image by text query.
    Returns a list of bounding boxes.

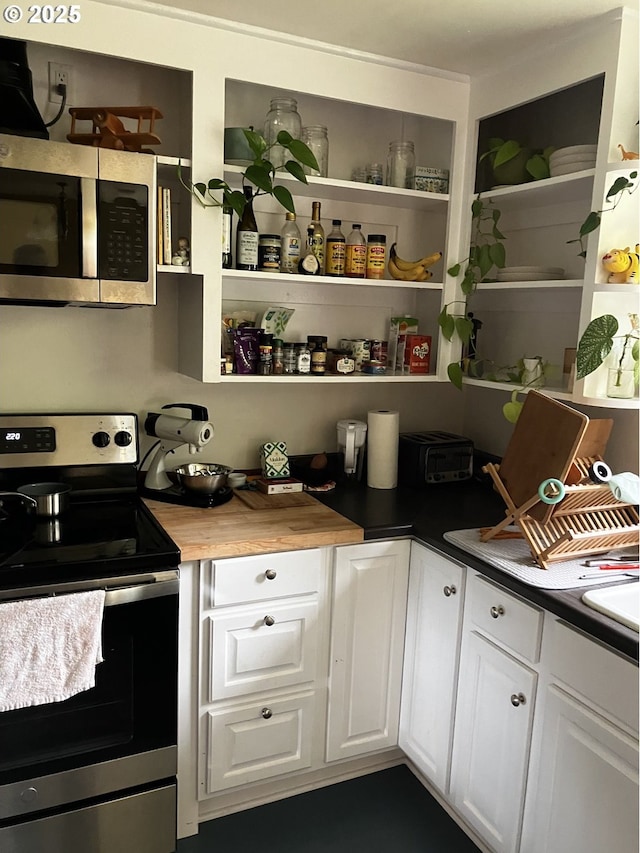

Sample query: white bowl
[550,161,596,177]
[550,144,597,159]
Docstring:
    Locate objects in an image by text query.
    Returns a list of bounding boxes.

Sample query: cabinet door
[206,598,319,701]
[450,631,536,853]
[326,540,410,762]
[399,544,465,793]
[204,690,315,793]
[520,685,639,853]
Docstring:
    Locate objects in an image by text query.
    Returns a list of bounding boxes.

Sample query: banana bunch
[388,243,442,282]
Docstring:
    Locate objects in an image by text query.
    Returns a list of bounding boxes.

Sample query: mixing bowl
[173,463,231,494]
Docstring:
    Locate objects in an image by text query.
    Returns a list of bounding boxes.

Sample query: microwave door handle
[81,177,98,279]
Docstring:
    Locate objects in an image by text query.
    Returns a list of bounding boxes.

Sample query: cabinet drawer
[206,598,319,701]
[204,690,315,793]
[545,619,639,733]
[209,550,322,607]
[467,574,543,663]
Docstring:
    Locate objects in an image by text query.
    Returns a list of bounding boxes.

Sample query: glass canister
[263,97,302,169]
[301,125,329,177]
[386,140,415,189]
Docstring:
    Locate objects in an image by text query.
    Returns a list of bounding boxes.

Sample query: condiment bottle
[280,211,301,273]
[308,335,328,374]
[325,220,346,276]
[298,227,321,275]
[366,234,387,280]
[295,342,311,374]
[235,187,258,271]
[310,201,325,274]
[345,224,366,278]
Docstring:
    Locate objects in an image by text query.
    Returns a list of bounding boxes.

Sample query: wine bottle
[326,219,346,276]
[345,223,366,278]
[298,227,321,275]
[310,200,325,274]
[235,188,258,271]
[222,204,233,269]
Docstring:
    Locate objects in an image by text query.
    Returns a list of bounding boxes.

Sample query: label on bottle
[312,233,325,271]
[346,244,366,277]
[299,253,320,274]
[222,211,232,254]
[237,231,259,267]
[280,236,301,273]
[326,240,346,276]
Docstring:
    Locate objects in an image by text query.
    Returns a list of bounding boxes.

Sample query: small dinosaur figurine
[618,144,639,161]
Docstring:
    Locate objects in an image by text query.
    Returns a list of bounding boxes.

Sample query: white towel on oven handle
[0,589,105,712]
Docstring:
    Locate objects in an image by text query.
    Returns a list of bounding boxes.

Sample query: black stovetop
[0,492,180,591]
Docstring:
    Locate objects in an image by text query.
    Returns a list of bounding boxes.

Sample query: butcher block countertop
[144,492,364,561]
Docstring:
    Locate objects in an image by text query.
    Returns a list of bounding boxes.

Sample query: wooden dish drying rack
[481,391,639,569]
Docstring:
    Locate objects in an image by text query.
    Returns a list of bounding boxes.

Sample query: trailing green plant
[178,128,319,218]
[440,197,506,389]
[576,313,639,387]
[568,170,638,257]
[462,357,555,423]
[479,138,554,182]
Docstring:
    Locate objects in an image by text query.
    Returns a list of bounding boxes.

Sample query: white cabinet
[326,539,410,762]
[520,618,639,853]
[399,542,465,793]
[199,549,328,795]
[450,574,542,853]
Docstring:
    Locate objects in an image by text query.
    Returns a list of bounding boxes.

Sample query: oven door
[0,572,178,852]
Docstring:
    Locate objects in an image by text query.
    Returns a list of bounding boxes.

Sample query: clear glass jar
[263,97,302,170]
[366,162,384,185]
[301,125,329,177]
[386,140,415,189]
[606,337,637,399]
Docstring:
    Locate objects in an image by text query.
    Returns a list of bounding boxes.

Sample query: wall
[0,284,465,469]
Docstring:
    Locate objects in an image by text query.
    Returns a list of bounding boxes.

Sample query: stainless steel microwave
[0,133,156,306]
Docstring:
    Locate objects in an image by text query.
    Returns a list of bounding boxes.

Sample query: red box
[403,334,431,373]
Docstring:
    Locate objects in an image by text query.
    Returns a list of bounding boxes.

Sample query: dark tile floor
[177,764,480,852]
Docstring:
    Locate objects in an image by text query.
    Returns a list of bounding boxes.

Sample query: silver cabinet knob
[265,569,277,580]
[263,615,275,626]
[20,787,38,803]
[511,693,527,707]
[490,605,505,619]
[443,585,457,597]
[261,707,272,719]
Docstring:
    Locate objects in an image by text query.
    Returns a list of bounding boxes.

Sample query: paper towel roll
[367,410,399,489]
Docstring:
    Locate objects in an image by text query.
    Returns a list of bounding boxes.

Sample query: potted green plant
[568,170,637,257]
[479,138,554,185]
[576,313,639,398]
[178,128,319,218]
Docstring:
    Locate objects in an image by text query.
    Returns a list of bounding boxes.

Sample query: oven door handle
[104,577,179,606]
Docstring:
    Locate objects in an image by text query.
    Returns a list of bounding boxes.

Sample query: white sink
[582,583,640,632]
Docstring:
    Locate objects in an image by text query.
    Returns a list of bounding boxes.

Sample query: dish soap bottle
[298,227,321,275]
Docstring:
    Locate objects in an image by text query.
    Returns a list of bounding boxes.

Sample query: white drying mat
[443,528,638,589]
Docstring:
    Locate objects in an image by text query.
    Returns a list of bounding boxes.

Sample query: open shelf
[478,170,595,211]
[222,268,443,291]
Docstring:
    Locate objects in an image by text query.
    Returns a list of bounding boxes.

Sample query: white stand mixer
[143,403,214,491]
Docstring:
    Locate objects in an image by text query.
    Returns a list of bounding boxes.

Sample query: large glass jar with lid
[264,97,302,169]
[386,140,415,189]
[301,125,329,177]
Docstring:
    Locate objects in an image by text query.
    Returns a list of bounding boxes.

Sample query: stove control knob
[92,431,110,448]
[114,430,133,447]
[20,787,38,804]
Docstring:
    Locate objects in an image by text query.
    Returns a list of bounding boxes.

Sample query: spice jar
[366,234,387,280]
[386,140,415,189]
[301,125,329,177]
[272,338,284,375]
[366,162,384,185]
[295,342,311,375]
[283,342,297,374]
[307,335,328,375]
[257,332,273,375]
[263,97,302,169]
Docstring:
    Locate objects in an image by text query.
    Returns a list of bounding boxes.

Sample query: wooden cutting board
[498,391,589,523]
[233,488,318,510]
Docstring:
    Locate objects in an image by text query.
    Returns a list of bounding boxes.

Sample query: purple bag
[232,327,261,374]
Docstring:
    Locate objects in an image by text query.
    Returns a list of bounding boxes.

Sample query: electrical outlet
[48,62,73,104]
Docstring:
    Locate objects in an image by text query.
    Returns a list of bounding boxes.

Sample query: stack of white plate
[549,145,597,177]
[497,265,565,282]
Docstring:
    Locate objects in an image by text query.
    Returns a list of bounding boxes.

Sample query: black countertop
[313,477,639,664]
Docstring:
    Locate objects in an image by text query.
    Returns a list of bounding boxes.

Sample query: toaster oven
[398,431,473,485]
